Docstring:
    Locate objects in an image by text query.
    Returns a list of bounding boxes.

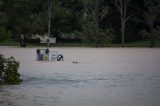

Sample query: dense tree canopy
[0,0,160,46]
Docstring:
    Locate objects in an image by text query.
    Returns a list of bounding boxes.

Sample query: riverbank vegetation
[1,39,160,47]
[0,54,22,84]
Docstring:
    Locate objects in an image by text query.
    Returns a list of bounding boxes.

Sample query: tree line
[0,0,160,47]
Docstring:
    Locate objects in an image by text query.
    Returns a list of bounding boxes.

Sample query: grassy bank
[0,39,19,46]
[0,39,160,47]
[125,40,160,47]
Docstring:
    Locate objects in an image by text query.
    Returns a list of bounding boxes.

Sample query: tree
[0,0,7,27]
[0,54,22,84]
[0,27,11,42]
[51,0,83,39]
[82,0,109,46]
[48,0,52,37]
[144,0,160,47]
[115,0,132,47]
[2,0,48,39]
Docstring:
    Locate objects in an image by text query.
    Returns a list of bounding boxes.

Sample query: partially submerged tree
[0,54,22,85]
[115,0,132,47]
[144,0,160,47]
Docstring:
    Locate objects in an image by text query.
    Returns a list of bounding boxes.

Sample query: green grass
[53,40,160,47]
[125,40,160,47]
[54,42,96,47]
[0,39,19,46]
[1,39,160,47]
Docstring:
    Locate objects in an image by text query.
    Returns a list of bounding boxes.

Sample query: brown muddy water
[0,47,160,106]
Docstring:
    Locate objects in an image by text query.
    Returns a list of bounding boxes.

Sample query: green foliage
[0,27,11,42]
[139,30,150,39]
[60,30,82,39]
[0,0,160,45]
[155,26,160,39]
[82,20,114,46]
[139,26,160,40]
[94,29,114,46]
[80,0,112,46]
[0,39,19,46]
[0,0,7,27]
[51,0,83,36]
[0,54,22,85]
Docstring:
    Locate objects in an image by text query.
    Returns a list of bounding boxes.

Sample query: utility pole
[48,0,51,37]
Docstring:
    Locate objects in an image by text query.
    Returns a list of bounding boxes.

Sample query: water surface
[0,47,160,106]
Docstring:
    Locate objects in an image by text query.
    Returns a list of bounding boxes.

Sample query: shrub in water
[0,54,22,84]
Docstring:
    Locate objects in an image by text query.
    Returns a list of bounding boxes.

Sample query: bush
[58,38,82,43]
[139,30,150,39]
[26,38,40,44]
[155,26,160,40]
[0,54,22,84]
[0,27,11,42]
[81,20,114,46]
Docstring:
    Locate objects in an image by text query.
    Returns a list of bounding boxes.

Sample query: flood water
[0,47,160,106]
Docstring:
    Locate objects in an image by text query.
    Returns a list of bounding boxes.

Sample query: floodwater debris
[72,60,79,64]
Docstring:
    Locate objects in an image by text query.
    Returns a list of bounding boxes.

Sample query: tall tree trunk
[95,0,99,33]
[115,0,131,47]
[83,0,87,19]
[144,0,160,47]
[48,0,51,37]
[120,1,125,47]
[150,23,155,48]
[121,24,125,47]
[95,0,100,46]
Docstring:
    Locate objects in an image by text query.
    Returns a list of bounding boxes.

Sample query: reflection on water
[0,47,160,106]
